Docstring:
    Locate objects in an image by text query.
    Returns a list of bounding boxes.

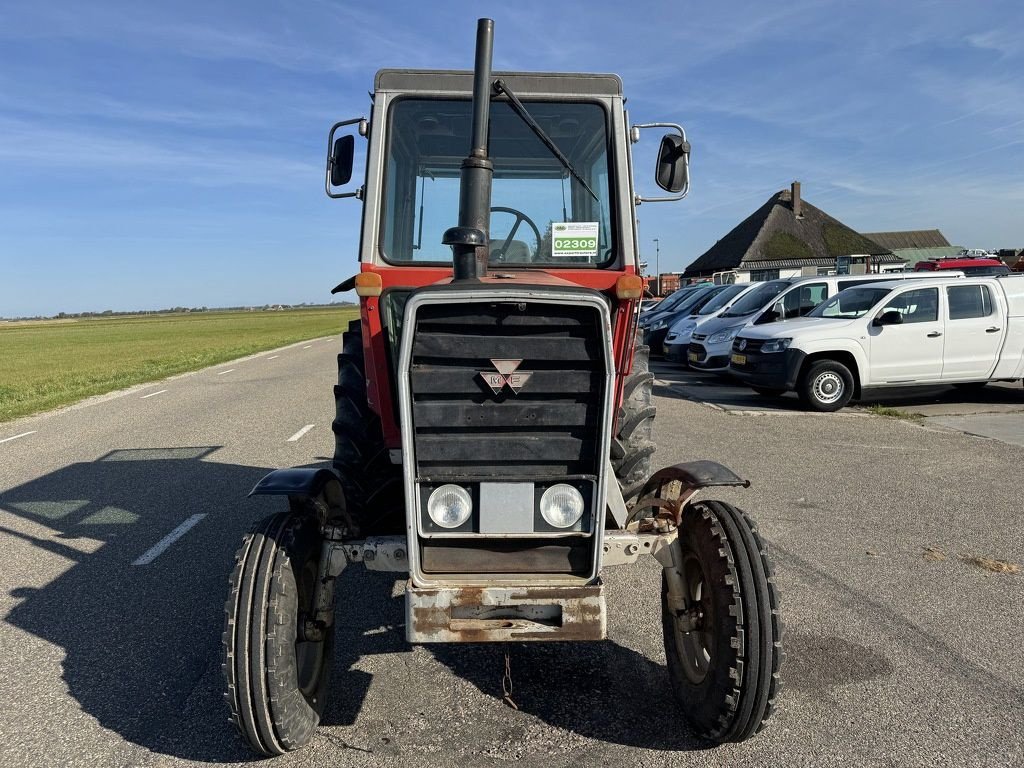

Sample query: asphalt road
[1,342,1022,767]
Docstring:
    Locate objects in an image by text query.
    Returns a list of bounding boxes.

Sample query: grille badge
[479,358,533,394]
[738,339,747,351]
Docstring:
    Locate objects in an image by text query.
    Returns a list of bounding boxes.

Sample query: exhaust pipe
[444,18,495,281]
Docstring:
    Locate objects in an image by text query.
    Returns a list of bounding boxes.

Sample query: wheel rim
[812,371,844,404]
[295,557,327,701]
[673,553,716,684]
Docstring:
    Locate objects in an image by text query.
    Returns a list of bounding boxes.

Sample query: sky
[1,0,1023,317]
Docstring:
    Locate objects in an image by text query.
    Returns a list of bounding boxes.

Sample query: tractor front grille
[407,301,606,479]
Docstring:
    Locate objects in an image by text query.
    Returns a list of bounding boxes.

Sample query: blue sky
[1,1,1022,317]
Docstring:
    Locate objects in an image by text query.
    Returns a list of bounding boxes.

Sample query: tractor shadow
[427,638,710,751]
[0,448,294,763]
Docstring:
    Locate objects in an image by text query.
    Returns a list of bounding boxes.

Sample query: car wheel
[798,360,854,412]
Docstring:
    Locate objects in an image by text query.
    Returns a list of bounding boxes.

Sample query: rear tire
[798,360,854,412]
[223,512,334,756]
[612,334,657,505]
[332,319,404,534]
[662,500,783,742]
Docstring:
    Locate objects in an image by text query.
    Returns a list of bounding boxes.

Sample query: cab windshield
[720,280,789,317]
[382,98,614,266]
[696,283,747,315]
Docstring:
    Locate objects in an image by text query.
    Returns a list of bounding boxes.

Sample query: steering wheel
[490,206,543,262]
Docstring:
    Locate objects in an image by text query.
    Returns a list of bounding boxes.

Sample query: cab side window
[780,283,827,319]
[880,287,939,323]
[947,285,993,320]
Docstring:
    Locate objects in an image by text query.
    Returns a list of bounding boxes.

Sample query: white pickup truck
[728,276,1024,411]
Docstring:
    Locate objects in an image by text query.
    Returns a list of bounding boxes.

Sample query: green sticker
[551,222,599,258]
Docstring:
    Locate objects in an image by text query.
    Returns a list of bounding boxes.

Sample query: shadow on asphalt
[1,448,271,763]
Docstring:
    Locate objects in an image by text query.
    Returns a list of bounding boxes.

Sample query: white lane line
[140,389,168,399]
[217,369,235,375]
[302,345,312,349]
[266,355,279,360]
[0,430,36,444]
[132,513,207,565]
[287,424,316,442]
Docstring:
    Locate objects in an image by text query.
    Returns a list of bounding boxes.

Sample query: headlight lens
[652,318,667,330]
[761,337,793,353]
[539,484,585,528]
[426,484,473,528]
[707,326,742,344]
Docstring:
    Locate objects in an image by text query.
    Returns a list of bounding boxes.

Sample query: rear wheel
[662,500,783,742]
[332,319,404,534]
[612,334,657,505]
[223,512,333,756]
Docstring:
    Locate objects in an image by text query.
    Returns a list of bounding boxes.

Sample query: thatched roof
[683,188,892,278]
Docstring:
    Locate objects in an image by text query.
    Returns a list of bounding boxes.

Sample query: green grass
[0,307,358,423]
[865,404,924,422]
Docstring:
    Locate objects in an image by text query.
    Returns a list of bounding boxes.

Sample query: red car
[914,258,1009,276]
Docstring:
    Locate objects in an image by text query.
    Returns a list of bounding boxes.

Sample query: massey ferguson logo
[479,359,532,394]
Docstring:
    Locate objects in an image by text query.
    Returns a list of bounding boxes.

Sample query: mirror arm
[632,122,690,203]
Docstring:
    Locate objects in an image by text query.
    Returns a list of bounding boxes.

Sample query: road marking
[0,431,36,444]
[217,369,235,375]
[140,389,168,399]
[287,424,315,442]
[267,355,279,360]
[132,513,207,565]
[302,345,312,349]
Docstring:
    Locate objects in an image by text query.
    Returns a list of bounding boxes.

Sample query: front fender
[797,339,869,387]
[629,460,750,527]
[249,467,347,523]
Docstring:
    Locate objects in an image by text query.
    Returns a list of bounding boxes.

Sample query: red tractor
[223,19,782,756]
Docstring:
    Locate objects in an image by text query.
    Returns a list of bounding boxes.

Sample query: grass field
[0,307,358,423]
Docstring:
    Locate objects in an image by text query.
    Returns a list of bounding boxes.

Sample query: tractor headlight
[707,325,742,344]
[539,484,585,528]
[426,484,473,528]
[761,337,793,353]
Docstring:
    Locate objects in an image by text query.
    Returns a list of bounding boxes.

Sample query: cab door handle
[927,331,942,338]
[985,327,1001,333]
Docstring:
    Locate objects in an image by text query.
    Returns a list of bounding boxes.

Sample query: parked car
[914,257,1009,276]
[687,272,964,373]
[638,284,707,326]
[640,298,662,312]
[663,282,761,362]
[728,275,1024,411]
[644,284,726,353]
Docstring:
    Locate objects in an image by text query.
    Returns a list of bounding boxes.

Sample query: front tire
[223,512,334,756]
[798,360,854,412]
[611,334,657,505]
[662,501,783,742]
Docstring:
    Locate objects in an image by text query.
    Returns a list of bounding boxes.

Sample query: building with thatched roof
[683,182,901,281]
[860,229,959,266]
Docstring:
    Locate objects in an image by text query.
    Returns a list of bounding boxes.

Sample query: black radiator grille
[408,301,606,478]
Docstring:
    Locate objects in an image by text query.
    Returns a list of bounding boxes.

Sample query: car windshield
[808,286,892,319]
[670,286,717,315]
[382,98,614,266]
[721,281,789,317]
[652,286,701,313]
[696,283,747,315]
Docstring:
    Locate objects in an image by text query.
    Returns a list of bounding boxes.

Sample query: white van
[686,272,963,372]
[729,276,1024,410]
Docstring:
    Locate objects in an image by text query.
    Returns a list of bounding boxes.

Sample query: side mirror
[330,135,354,187]
[656,134,690,194]
[325,117,366,199]
[873,310,904,327]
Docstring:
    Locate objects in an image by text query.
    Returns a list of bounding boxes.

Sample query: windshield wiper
[492,78,598,201]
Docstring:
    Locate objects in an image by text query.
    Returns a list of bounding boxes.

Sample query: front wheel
[798,360,854,412]
[223,512,334,755]
[662,500,783,742]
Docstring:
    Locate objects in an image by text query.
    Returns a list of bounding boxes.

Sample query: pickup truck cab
[729,276,1024,411]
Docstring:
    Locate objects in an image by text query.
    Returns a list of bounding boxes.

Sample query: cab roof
[374,69,623,97]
